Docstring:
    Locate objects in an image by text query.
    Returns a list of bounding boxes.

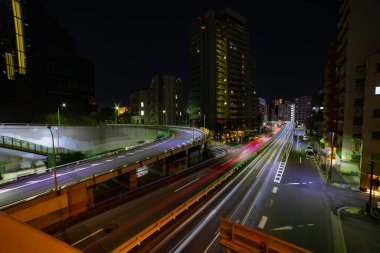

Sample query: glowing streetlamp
[162,109,166,125]
[115,105,119,124]
[47,125,58,191]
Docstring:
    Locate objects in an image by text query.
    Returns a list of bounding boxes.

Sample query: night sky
[39,0,338,107]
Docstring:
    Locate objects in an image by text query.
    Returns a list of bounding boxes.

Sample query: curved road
[0,127,204,208]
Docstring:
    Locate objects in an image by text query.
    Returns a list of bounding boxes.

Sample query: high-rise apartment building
[257,97,267,123]
[294,96,312,126]
[188,8,257,131]
[324,0,380,191]
[0,0,94,122]
[130,74,184,125]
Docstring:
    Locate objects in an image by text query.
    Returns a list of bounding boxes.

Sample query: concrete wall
[0,125,163,155]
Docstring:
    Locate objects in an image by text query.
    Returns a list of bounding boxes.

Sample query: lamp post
[47,126,58,191]
[115,105,119,124]
[57,103,66,153]
[162,109,166,125]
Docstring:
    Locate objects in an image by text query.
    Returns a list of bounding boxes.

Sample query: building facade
[294,96,312,127]
[323,0,380,191]
[188,8,257,131]
[0,0,95,122]
[130,74,184,126]
[257,97,267,123]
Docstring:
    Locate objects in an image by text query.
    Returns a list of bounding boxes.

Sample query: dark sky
[39,0,338,107]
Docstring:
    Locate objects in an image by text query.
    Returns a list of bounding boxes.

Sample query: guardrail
[220,218,311,253]
[111,134,274,253]
[0,136,73,155]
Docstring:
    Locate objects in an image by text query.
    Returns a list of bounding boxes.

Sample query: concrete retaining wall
[0,125,162,155]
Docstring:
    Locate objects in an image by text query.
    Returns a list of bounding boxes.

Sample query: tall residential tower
[188,8,257,131]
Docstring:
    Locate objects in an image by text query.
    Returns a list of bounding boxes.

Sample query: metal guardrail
[0,136,73,155]
[111,135,273,253]
[220,218,312,253]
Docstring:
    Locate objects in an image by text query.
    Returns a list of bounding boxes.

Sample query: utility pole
[47,126,58,191]
[329,132,334,181]
[368,161,374,214]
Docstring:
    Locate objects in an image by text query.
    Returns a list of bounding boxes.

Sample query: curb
[331,207,348,253]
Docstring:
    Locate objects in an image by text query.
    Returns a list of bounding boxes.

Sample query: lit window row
[5,53,15,80]
[12,0,26,75]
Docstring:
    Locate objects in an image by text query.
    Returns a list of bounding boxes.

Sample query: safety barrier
[220,218,311,253]
[0,136,73,155]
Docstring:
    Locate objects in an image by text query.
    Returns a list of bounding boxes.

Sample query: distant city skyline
[38,0,338,106]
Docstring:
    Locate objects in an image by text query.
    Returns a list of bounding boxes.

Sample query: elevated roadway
[0,126,208,229]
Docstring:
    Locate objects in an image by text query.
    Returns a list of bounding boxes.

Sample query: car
[305,146,313,153]
[303,135,309,141]
[306,151,315,159]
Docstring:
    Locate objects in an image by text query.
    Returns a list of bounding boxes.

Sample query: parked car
[306,151,315,159]
[305,146,313,153]
[303,135,309,141]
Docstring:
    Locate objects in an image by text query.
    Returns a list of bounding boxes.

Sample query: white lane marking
[258,216,268,229]
[71,228,104,246]
[105,159,113,162]
[204,232,219,253]
[300,156,302,164]
[286,182,300,185]
[117,155,125,158]
[0,189,12,194]
[127,152,134,155]
[272,186,278,194]
[174,178,200,193]
[273,225,293,231]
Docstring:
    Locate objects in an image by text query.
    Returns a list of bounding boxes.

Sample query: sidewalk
[311,139,380,252]
[330,166,360,192]
[338,207,380,253]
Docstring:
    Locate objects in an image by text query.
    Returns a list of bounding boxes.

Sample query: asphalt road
[52,133,273,252]
[245,138,332,253]
[144,123,294,253]
[0,128,204,208]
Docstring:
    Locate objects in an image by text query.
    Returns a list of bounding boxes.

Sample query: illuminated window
[141,110,144,116]
[230,90,234,94]
[201,25,206,30]
[12,0,26,74]
[175,94,178,100]
[375,86,380,95]
[141,102,144,107]
[5,53,15,80]
[196,49,200,53]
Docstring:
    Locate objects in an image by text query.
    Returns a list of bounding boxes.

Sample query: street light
[163,109,166,125]
[115,105,119,124]
[57,103,66,152]
[47,125,58,191]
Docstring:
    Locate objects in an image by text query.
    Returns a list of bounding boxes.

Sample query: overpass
[0,124,209,229]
